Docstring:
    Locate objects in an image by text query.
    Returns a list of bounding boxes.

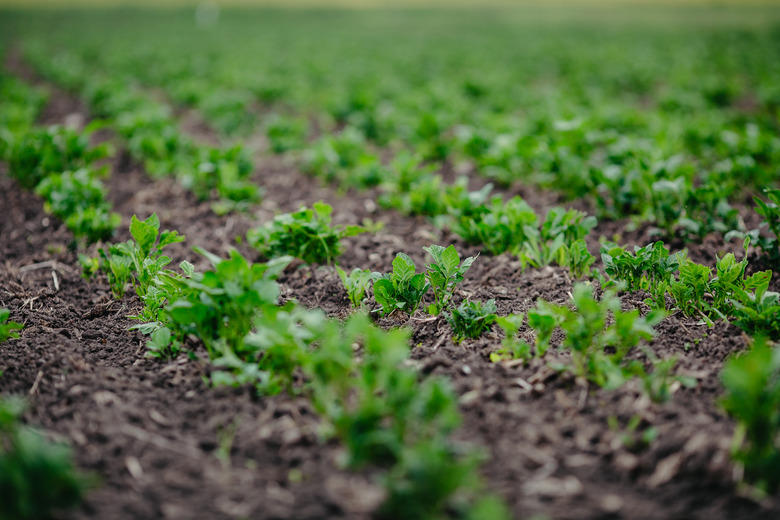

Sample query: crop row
[16,12,780,243]
[0,67,119,243]
[20,46,260,214]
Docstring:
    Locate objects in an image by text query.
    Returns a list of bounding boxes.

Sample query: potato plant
[446,299,498,343]
[247,201,365,265]
[721,338,780,494]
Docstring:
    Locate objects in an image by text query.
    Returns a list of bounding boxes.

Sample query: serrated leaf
[441,244,461,273]
[392,253,416,283]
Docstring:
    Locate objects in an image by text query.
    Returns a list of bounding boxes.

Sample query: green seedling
[731,288,780,341]
[601,241,680,309]
[423,244,477,315]
[518,207,597,270]
[8,123,108,190]
[336,266,373,308]
[0,309,23,343]
[490,313,530,362]
[100,214,184,300]
[165,248,291,359]
[247,201,365,265]
[563,239,596,279]
[526,301,564,357]
[728,188,780,263]
[528,284,664,389]
[34,168,120,242]
[446,299,497,343]
[627,352,696,404]
[372,253,431,316]
[452,195,537,255]
[607,414,659,452]
[0,397,88,520]
[721,337,780,494]
[266,114,308,154]
[667,253,713,323]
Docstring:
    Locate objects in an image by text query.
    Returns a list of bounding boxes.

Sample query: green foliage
[729,188,780,264]
[563,239,596,280]
[731,288,780,341]
[306,314,499,519]
[336,266,373,308]
[721,338,780,494]
[452,195,537,255]
[446,299,497,343]
[165,247,290,360]
[423,244,477,315]
[372,253,431,316]
[0,309,23,343]
[561,286,662,386]
[490,313,530,362]
[0,397,87,520]
[34,168,120,243]
[266,114,308,154]
[7,123,108,190]
[628,353,695,404]
[602,241,680,309]
[247,201,365,265]
[526,302,565,357]
[518,207,597,270]
[103,214,185,300]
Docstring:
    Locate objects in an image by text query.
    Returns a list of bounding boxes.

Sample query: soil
[1,62,779,520]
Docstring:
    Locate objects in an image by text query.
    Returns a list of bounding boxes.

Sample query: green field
[3,4,780,520]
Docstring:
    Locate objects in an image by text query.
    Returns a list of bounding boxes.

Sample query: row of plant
[0,69,120,243]
[20,45,260,215]
[19,11,779,244]
[80,213,509,519]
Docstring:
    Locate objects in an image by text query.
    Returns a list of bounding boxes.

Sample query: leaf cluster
[0,309,23,343]
[446,299,497,343]
[721,338,780,494]
[247,201,365,265]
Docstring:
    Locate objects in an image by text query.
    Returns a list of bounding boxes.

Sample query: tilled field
[2,6,780,520]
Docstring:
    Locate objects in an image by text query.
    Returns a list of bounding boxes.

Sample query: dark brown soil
[2,65,779,520]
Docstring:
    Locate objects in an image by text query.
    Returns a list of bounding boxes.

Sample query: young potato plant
[730,288,780,341]
[193,144,261,211]
[336,266,373,308]
[668,241,771,326]
[563,239,597,280]
[306,314,508,520]
[627,352,696,404]
[490,313,531,362]
[34,168,120,243]
[7,123,109,190]
[518,207,597,272]
[602,241,680,309]
[446,299,497,343]
[452,195,537,255]
[0,397,87,520]
[372,253,431,316]
[522,285,665,390]
[165,247,290,361]
[97,214,185,300]
[266,114,308,154]
[0,309,23,343]
[423,244,477,315]
[728,188,780,264]
[247,201,365,265]
[721,337,780,494]
[557,285,664,388]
